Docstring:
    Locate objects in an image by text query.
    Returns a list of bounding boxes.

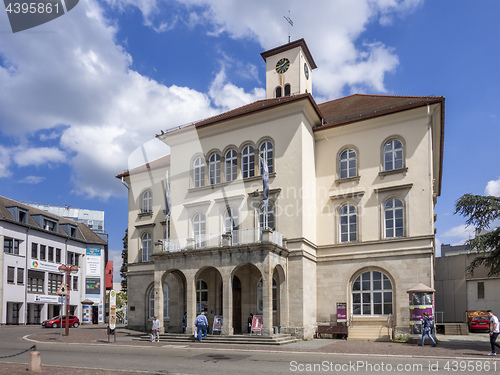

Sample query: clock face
[304,63,309,80]
[275,58,290,74]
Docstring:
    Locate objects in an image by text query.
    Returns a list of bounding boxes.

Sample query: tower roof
[261,38,317,69]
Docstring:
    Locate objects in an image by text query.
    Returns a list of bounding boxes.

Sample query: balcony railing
[159,228,283,253]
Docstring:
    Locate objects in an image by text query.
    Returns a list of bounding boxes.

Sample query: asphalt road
[1,326,499,375]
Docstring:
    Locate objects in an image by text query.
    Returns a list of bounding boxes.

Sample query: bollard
[28,351,41,372]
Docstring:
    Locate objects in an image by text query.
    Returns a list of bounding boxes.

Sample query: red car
[469,315,490,332]
[41,315,80,328]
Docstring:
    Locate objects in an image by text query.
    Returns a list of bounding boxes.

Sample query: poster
[86,278,101,295]
[336,302,347,323]
[86,256,101,277]
[251,315,263,335]
[212,315,223,334]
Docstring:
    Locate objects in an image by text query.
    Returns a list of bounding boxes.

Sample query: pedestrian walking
[151,315,160,342]
[247,313,253,333]
[182,312,187,333]
[420,312,436,347]
[194,312,208,342]
[487,310,500,356]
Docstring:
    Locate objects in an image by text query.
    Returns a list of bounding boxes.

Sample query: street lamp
[58,264,79,336]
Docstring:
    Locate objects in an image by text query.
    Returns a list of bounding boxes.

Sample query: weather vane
[283,11,293,43]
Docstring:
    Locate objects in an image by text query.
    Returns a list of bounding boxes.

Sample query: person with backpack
[420,312,437,347]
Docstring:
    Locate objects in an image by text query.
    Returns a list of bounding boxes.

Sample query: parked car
[42,315,80,328]
[468,315,490,332]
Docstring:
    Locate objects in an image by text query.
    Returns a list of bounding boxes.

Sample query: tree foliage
[120,228,128,292]
[455,194,500,276]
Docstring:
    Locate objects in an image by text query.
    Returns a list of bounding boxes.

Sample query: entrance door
[232,276,242,333]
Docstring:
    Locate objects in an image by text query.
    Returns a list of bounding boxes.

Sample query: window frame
[141,189,153,214]
[193,213,206,248]
[193,156,206,188]
[339,204,357,243]
[241,145,255,179]
[141,232,152,262]
[259,201,275,230]
[383,139,404,172]
[339,148,357,179]
[259,141,274,174]
[384,198,405,238]
[196,279,208,313]
[225,149,238,182]
[208,153,221,185]
[352,270,393,316]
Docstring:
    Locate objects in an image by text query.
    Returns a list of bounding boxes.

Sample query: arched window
[208,153,221,185]
[196,280,208,313]
[385,198,404,238]
[242,145,255,178]
[257,278,277,313]
[275,86,282,98]
[339,204,357,243]
[259,141,274,174]
[339,149,357,179]
[142,190,152,213]
[141,232,151,262]
[148,284,170,319]
[193,213,206,248]
[259,202,275,230]
[383,139,403,171]
[224,207,239,244]
[225,149,237,182]
[193,156,205,188]
[352,271,392,315]
[284,84,291,96]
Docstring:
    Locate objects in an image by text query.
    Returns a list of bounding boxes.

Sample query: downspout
[24,227,29,325]
[121,177,129,190]
[427,104,439,289]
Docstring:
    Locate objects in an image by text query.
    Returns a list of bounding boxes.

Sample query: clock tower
[260,38,317,99]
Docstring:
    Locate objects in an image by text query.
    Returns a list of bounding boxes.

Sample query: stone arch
[161,269,187,332]
[232,263,263,333]
[194,266,223,330]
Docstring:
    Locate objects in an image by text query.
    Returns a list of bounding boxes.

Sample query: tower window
[284,84,291,96]
[275,86,282,98]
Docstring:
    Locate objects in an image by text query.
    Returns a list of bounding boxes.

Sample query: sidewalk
[2,325,498,374]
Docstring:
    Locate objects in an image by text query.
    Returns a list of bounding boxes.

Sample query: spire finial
[283,11,293,43]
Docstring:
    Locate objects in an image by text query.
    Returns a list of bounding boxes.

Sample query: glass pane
[384,279,392,290]
[363,305,371,315]
[353,304,361,315]
[384,304,393,314]
[373,272,381,280]
[352,294,361,303]
[423,293,433,305]
[384,292,392,303]
[374,304,382,314]
[373,280,381,290]
[362,281,370,290]
[362,293,370,303]
[411,293,422,305]
[373,292,382,303]
[353,279,360,291]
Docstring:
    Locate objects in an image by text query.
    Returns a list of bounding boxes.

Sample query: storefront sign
[409,306,433,321]
[30,260,60,272]
[86,256,101,277]
[34,295,61,303]
[86,248,101,256]
[336,302,347,323]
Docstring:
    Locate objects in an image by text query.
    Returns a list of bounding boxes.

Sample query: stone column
[221,270,233,335]
[185,271,197,335]
[261,256,273,336]
[154,268,164,333]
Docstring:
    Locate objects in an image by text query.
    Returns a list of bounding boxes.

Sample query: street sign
[57,283,69,295]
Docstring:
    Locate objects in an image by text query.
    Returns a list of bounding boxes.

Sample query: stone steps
[443,323,469,335]
[137,333,299,345]
[347,326,392,341]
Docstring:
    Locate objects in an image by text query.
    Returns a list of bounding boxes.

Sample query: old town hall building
[118,39,444,340]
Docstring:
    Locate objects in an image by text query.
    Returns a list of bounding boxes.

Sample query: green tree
[120,228,128,292]
[455,194,500,276]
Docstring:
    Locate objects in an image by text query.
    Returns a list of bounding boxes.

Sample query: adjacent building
[0,196,107,325]
[118,39,445,339]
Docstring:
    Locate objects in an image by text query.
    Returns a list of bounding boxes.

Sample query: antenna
[283,11,293,43]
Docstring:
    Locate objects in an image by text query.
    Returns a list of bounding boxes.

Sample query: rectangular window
[7,266,15,283]
[17,268,24,285]
[56,248,61,263]
[31,243,38,259]
[478,282,485,299]
[68,252,79,267]
[28,270,44,293]
[43,219,57,232]
[40,245,46,260]
[72,276,78,291]
[3,238,20,255]
[48,273,63,294]
[48,247,54,262]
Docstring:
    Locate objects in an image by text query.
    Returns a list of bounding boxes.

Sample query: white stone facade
[119,39,444,339]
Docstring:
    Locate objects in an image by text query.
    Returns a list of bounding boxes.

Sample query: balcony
[159,228,284,253]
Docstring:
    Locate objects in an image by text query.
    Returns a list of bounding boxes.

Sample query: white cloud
[485,177,500,197]
[440,224,476,246]
[18,176,46,184]
[12,147,67,167]
[0,147,12,178]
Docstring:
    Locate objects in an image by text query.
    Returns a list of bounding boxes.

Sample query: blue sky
[0,0,499,283]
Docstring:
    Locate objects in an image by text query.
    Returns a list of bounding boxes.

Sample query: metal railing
[160,228,282,253]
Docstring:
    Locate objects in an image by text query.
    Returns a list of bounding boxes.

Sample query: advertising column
[85,248,103,324]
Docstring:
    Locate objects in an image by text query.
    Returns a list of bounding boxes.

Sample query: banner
[212,315,223,334]
[251,315,263,335]
[336,302,347,323]
[85,278,100,295]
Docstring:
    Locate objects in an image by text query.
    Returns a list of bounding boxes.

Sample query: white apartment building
[0,196,107,325]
